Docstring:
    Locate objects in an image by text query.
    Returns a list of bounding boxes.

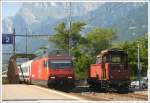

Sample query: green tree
[120,34,148,78]
[74,53,93,78]
[49,22,86,53]
[86,28,117,56]
[49,22,69,52]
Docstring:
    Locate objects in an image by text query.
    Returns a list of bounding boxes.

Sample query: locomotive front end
[105,50,131,88]
[88,48,131,90]
[46,55,75,88]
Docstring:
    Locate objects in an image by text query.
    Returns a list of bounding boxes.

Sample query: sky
[2,2,22,19]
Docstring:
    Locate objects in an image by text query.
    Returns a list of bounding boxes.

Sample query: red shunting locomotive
[88,48,130,90]
[18,55,75,89]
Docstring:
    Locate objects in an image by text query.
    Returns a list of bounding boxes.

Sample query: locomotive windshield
[111,55,121,63]
[101,53,127,64]
[110,54,127,63]
[48,60,73,69]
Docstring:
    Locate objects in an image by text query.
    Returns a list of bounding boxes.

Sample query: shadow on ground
[68,86,135,94]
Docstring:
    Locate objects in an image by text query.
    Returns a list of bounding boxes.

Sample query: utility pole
[13,28,16,56]
[68,2,72,56]
[26,28,28,61]
[137,43,141,89]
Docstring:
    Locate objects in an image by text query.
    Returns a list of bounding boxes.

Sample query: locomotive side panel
[31,57,49,85]
[105,63,109,80]
[31,58,48,81]
[90,64,103,80]
[41,58,49,81]
[90,64,97,78]
[107,63,130,82]
[31,59,40,80]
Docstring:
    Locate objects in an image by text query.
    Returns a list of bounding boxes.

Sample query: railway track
[70,92,112,101]
[69,86,148,101]
[70,92,148,101]
[28,84,148,101]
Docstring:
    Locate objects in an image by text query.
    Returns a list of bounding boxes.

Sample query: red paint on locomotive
[30,55,75,87]
[88,48,130,89]
[18,55,75,89]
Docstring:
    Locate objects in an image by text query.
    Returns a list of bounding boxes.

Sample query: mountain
[2,2,102,50]
[2,2,148,64]
[86,2,148,41]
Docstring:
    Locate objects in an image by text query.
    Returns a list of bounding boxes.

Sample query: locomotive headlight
[50,76,55,79]
[68,76,72,79]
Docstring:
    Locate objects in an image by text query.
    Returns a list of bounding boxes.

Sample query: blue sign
[2,34,14,44]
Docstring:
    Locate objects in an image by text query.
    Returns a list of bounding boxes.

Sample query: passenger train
[18,55,75,89]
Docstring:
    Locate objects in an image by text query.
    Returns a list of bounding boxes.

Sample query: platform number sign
[2,34,14,44]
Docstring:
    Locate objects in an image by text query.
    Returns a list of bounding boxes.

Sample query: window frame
[48,59,73,69]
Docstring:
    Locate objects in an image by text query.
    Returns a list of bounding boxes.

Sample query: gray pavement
[2,84,84,101]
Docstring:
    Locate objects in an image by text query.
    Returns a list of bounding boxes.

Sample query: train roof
[48,55,73,60]
[32,54,73,61]
[99,48,127,56]
[18,55,73,66]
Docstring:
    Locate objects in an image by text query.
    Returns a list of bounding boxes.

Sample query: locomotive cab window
[111,55,121,63]
[109,53,128,70]
[48,60,73,69]
[96,55,102,64]
[110,53,127,64]
[102,54,109,63]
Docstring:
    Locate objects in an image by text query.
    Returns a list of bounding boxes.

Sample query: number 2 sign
[2,34,14,44]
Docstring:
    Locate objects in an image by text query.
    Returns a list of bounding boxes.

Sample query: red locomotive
[87,48,130,90]
[18,55,75,89]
